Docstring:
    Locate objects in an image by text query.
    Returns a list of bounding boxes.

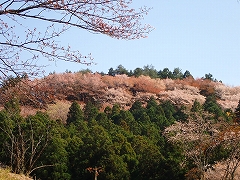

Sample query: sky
[41,1,240,86]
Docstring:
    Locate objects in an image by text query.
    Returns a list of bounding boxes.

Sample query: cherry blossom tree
[163,113,224,180]
[0,0,152,83]
[215,125,240,180]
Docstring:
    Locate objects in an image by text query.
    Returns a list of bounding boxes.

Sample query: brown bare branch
[0,0,152,81]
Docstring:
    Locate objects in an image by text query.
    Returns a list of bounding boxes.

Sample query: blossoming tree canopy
[0,0,152,81]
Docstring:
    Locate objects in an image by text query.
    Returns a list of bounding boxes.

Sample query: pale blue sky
[44,1,240,86]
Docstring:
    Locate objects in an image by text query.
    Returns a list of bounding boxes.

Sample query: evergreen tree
[191,99,202,112]
[142,65,158,78]
[133,68,143,77]
[66,101,84,125]
[115,64,129,75]
[108,67,116,76]
[183,70,193,79]
[96,112,114,130]
[172,67,183,79]
[138,111,151,124]
[118,110,141,135]
[158,68,173,79]
[174,105,188,122]
[4,97,21,116]
[104,106,112,119]
[0,110,11,164]
[130,100,145,120]
[84,101,99,122]
[36,122,71,180]
[146,96,158,110]
[0,111,58,176]
[111,104,121,125]
[131,136,164,180]
[204,73,214,81]
[203,95,223,118]
[160,100,176,123]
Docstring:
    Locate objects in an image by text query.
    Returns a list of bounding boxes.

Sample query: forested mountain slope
[1,69,240,180]
[1,71,239,115]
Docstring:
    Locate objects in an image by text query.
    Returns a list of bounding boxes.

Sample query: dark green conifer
[66,101,83,125]
[4,97,21,116]
[83,101,99,121]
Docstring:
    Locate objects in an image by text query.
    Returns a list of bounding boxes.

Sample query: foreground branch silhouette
[0,0,152,82]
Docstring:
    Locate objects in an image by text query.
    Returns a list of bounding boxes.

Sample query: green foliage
[110,104,121,124]
[108,67,115,76]
[65,100,187,179]
[4,97,21,115]
[130,100,145,120]
[133,67,144,77]
[203,95,224,118]
[174,105,189,122]
[70,125,119,179]
[0,110,59,176]
[66,131,84,178]
[118,110,141,134]
[0,111,11,162]
[37,132,71,180]
[77,68,92,74]
[191,99,202,112]
[115,65,129,75]
[84,101,99,121]
[158,68,173,79]
[1,96,232,179]
[95,112,112,129]
[204,73,214,81]
[104,65,212,82]
[160,141,186,180]
[172,67,183,79]
[66,101,84,125]
[146,96,158,110]
[183,70,193,79]
[131,135,164,180]
[104,106,112,118]
[105,65,218,82]
[102,154,130,180]
[142,65,158,78]
[108,65,129,76]
[145,98,169,130]
[160,100,176,124]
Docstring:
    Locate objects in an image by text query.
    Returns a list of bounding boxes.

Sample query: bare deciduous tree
[0,110,56,176]
[163,113,224,180]
[164,111,240,180]
[216,125,240,180]
[0,0,152,82]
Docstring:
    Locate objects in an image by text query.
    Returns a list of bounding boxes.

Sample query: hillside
[1,71,240,179]
[1,72,240,118]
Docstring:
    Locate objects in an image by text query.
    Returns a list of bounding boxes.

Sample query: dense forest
[0,66,240,180]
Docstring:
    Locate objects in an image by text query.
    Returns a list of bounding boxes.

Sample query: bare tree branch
[0,0,152,81]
